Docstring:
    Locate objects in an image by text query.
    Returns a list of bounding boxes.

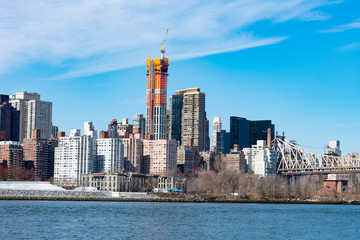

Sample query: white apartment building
[54,130,96,186]
[83,122,97,138]
[143,139,177,177]
[243,140,276,177]
[9,92,52,142]
[324,139,341,156]
[96,138,124,173]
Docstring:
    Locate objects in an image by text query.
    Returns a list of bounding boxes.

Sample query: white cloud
[337,43,360,51]
[320,19,360,33]
[298,11,331,21]
[0,0,338,79]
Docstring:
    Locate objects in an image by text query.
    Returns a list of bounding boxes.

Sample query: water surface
[0,201,359,239]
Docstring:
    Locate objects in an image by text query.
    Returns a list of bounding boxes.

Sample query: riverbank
[1,189,360,205]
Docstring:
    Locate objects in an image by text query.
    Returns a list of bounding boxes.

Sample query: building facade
[146,55,169,140]
[211,117,222,151]
[143,139,177,177]
[324,140,341,156]
[133,114,146,135]
[54,132,96,186]
[0,95,20,142]
[22,129,57,181]
[243,140,276,177]
[96,138,124,173]
[0,141,23,180]
[9,92,52,142]
[216,130,230,154]
[169,94,183,143]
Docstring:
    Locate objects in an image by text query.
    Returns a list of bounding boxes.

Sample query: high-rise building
[133,114,146,135]
[9,92,52,142]
[204,115,210,151]
[0,95,20,142]
[0,141,23,180]
[249,120,275,146]
[169,94,183,143]
[170,88,207,151]
[143,139,177,177]
[120,135,143,173]
[230,116,250,150]
[108,118,118,138]
[117,118,133,138]
[243,140,276,176]
[216,130,230,154]
[51,126,59,139]
[230,117,275,150]
[83,122,97,138]
[22,129,57,181]
[324,140,341,156]
[96,138,124,173]
[54,129,96,186]
[211,117,222,150]
[146,52,169,140]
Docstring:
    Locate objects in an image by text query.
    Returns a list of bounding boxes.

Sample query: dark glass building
[249,120,275,146]
[216,130,230,154]
[230,116,275,150]
[0,95,20,141]
[230,116,250,150]
[169,94,183,143]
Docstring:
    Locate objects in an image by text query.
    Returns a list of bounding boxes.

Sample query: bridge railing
[274,138,360,175]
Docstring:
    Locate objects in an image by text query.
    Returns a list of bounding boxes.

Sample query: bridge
[275,137,360,175]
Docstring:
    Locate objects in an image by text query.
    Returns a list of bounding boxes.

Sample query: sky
[0,0,359,154]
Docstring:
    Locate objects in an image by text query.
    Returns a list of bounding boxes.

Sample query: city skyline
[1,1,359,154]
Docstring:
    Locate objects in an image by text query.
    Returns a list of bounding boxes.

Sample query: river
[0,201,359,239]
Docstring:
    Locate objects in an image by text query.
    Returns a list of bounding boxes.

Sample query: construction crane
[161,28,169,59]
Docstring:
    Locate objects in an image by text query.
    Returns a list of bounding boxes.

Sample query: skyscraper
[169,93,183,143]
[211,117,222,150]
[9,92,52,142]
[230,116,250,150]
[230,117,275,150]
[133,114,146,135]
[181,88,207,151]
[146,54,169,140]
[0,95,20,142]
[249,120,275,146]
[108,118,118,138]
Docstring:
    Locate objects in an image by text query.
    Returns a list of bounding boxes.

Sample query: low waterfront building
[81,172,186,192]
[323,174,348,193]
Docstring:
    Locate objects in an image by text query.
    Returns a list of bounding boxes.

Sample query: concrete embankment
[1,190,360,204]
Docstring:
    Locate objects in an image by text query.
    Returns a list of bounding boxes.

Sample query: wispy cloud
[297,11,331,21]
[337,43,360,51]
[0,0,339,79]
[320,18,360,32]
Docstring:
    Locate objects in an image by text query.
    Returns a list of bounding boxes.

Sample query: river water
[0,201,359,239]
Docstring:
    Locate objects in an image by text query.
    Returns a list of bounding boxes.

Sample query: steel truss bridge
[275,138,360,176]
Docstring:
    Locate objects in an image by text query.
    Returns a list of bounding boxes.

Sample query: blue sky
[0,0,359,154]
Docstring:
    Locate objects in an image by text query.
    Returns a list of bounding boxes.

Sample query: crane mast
[161,28,169,59]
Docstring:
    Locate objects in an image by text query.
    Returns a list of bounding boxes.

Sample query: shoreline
[1,196,360,205]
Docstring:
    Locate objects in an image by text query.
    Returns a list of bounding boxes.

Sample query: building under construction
[146,30,169,140]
